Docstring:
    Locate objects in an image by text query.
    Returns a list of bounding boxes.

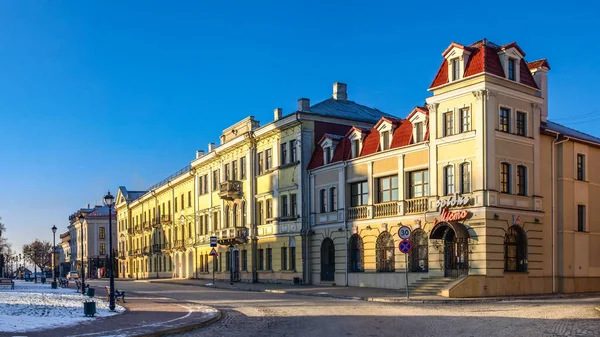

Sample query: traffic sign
[398,226,412,240]
[210,236,217,247]
[209,248,218,256]
[399,239,413,254]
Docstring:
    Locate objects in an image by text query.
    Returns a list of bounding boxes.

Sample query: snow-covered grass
[0,280,125,332]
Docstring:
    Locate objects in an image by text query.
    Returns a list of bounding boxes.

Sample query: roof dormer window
[452,58,460,81]
[351,139,360,158]
[508,58,516,81]
[381,130,390,151]
[324,147,332,164]
[414,122,424,143]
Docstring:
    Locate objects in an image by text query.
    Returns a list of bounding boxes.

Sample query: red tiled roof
[331,138,351,163]
[430,39,541,90]
[307,145,324,170]
[528,59,551,70]
[360,129,380,156]
[390,121,413,148]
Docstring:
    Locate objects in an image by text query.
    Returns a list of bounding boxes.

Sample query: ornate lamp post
[51,225,57,288]
[78,214,86,295]
[103,191,115,311]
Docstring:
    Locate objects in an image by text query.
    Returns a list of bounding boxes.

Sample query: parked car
[66,271,79,280]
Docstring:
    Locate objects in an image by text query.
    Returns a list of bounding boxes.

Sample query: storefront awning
[429,221,470,240]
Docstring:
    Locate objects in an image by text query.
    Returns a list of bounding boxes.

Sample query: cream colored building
[308,39,600,297]
[116,83,395,284]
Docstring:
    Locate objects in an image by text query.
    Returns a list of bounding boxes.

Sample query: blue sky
[1,1,598,254]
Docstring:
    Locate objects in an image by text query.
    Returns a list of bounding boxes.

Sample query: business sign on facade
[435,195,471,210]
[434,208,470,225]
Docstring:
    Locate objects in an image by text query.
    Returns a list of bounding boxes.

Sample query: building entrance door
[443,228,468,278]
[320,238,335,282]
[232,248,240,282]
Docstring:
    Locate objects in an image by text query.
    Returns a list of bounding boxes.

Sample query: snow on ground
[0,280,125,332]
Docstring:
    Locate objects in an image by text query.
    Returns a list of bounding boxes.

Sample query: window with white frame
[460,108,471,132]
[508,58,516,81]
[329,187,337,212]
[460,162,471,194]
[324,147,332,164]
[516,111,527,136]
[443,111,453,137]
[451,58,460,81]
[500,162,511,194]
[444,165,455,195]
[381,130,390,151]
[319,189,327,213]
[351,139,360,158]
[499,108,510,133]
[517,165,527,196]
[414,122,424,143]
[409,170,429,198]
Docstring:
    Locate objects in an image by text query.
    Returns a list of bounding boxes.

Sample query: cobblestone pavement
[99,280,600,337]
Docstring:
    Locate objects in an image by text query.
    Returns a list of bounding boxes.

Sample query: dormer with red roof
[347,127,368,159]
[442,42,473,83]
[319,133,344,165]
[374,117,401,151]
[407,106,429,143]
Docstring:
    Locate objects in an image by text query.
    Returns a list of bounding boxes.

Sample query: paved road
[91,280,600,337]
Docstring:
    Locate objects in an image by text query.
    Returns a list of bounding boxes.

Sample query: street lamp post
[51,225,57,288]
[103,191,115,311]
[78,214,86,295]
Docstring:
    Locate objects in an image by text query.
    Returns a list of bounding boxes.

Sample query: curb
[134,309,222,337]
[147,279,600,305]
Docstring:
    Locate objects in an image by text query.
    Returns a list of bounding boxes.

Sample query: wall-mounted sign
[435,195,471,210]
[434,207,470,225]
[513,215,521,226]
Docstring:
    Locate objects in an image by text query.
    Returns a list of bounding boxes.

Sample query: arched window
[241,201,246,227]
[233,203,238,227]
[460,162,471,194]
[348,235,363,272]
[224,205,230,228]
[329,187,337,212]
[444,165,454,195]
[319,189,327,213]
[376,232,395,272]
[505,226,527,272]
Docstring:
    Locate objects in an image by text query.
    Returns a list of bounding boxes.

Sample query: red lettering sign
[434,207,470,225]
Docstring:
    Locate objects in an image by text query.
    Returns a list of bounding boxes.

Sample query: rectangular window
[501,162,511,194]
[378,176,398,203]
[577,154,585,180]
[266,199,273,219]
[499,108,510,133]
[329,187,337,212]
[281,143,288,165]
[508,58,516,81]
[291,194,297,217]
[516,111,527,136]
[415,122,424,143]
[241,250,248,271]
[240,157,246,179]
[213,170,219,190]
[226,251,231,271]
[578,205,586,232]
[199,176,204,195]
[452,58,460,81]
[460,108,471,132]
[258,249,264,270]
[213,211,219,230]
[174,198,178,212]
[319,189,328,213]
[181,194,184,210]
[204,175,208,194]
[352,139,359,158]
[409,170,429,198]
[444,111,453,137]
[281,247,288,270]
[281,195,288,217]
[350,181,369,207]
[188,191,191,207]
[232,160,238,180]
[265,149,272,170]
[266,248,272,270]
[224,163,230,181]
[257,201,264,225]
[290,140,297,162]
[199,216,204,235]
[444,166,454,195]
[290,247,296,271]
[100,243,106,255]
[257,152,264,175]
[461,163,471,194]
[99,227,106,240]
[381,131,390,150]
[517,165,527,196]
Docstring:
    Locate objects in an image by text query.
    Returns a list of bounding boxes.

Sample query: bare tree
[23,240,52,277]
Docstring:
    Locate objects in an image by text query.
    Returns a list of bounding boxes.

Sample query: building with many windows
[307,39,600,297]
[116,83,395,284]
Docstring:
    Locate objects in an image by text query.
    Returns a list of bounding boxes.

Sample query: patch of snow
[205,283,213,286]
[0,280,125,332]
[316,292,330,295]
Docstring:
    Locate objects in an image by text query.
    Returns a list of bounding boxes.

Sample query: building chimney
[333,82,347,100]
[274,108,283,121]
[208,143,216,152]
[196,150,205,159]
[530,63,550,123]
[298,98,310,112]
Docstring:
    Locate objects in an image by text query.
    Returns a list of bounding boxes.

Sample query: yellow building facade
[116,83,394,283]
[308,39,600,297]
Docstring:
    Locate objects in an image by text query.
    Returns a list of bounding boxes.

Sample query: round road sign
[399,239,413,254]
[398,226,412,240]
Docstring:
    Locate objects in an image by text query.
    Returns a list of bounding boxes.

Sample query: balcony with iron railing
[216,226,249,245]
[219,180,243,200]
[118,252,125,259]
[134,249,141,257]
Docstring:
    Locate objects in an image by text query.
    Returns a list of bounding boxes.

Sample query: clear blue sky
[1,1,598,254]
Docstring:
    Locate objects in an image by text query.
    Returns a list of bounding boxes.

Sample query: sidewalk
[0,284,220,337]
[144,278,600,304]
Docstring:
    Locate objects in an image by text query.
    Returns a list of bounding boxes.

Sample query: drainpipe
[551,133,569,294]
